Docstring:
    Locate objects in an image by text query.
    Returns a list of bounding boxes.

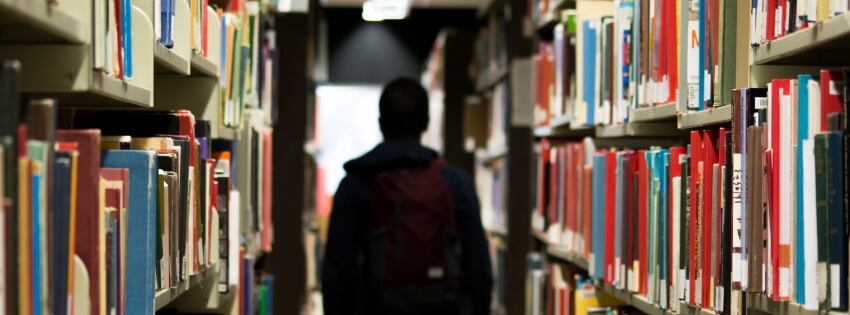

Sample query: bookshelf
[0,0,294,314]
[476,66,509,93]
[677,105,733,129]
[0,0,88,44]
[154,43,192,75]
[154,262,221,311]
[753,13,850,66]
[629,103,677,123]
[595,122,680,138]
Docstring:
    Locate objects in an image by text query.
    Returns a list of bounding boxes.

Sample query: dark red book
[702,129,718,307]
[638,150,649,296]
[689,131,703,306]
[627,150,639,291]
[766,0,777,41]
[55,129,102,315]
[538,138,550,220]
[550,145,560,225]
[820,70,845,132]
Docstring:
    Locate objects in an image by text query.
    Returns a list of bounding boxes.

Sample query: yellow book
[66,149,79,313]
[191,0,198,50]
[18,157,31,315]
[818,0,829,21]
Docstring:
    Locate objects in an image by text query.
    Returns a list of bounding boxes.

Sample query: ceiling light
[362,0,411,22]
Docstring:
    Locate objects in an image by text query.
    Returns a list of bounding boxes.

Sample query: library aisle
[5,0,850,314]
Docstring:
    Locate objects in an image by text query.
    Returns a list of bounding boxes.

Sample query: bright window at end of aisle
[316,85,383,198]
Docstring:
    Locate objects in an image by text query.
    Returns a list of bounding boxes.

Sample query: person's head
[378,77,429,140]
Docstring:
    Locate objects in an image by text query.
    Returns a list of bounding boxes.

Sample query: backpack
[367,159,462,315]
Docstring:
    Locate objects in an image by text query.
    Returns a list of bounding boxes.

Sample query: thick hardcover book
[638,150,649,296]
[703,129,719,307]
[101,150,158,315]
[605,151,616,285]
[814,134,830,310]
[55,130,101,315]
[689,131,703,306]
[820,71,844,132]
[681,150,690,301]
[826,132,847,311]
[1,60,20,315]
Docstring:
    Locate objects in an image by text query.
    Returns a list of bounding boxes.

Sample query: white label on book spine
[829,80,844,95]
[831,264,840,307]
[780,267,790,297]
[755,97,768,109]
[819,262,828,302]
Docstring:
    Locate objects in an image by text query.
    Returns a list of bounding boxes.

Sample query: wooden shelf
[155,262,221,311]
[0,0,88,44]
[154,42,191,76]
[191,52,219,78]
[677,105,732,129]
[753,13,850,66]
[476,66,509,92]
[629,103,677,122]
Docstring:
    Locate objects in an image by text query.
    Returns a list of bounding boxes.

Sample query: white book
[93,0,107,70]
[808,80,821,134]
[802,139,819,310]
[155,0,162,41]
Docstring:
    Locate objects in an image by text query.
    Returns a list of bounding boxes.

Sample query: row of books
[0,61,273,315]
[93,0,134,79]
[531,68,850,314]
[533,0,749,127]
[476,11,509,87]
[750,0,850,45]
[527,260,639,315]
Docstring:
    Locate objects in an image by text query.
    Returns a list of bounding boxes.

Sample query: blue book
[32,174,42,315]
[591,153,607,279]
[796,75,812,304]
[101,150,158,315]
[827,132,847,311]
[28,140,48,315]
[160,0,174,47]
[645,150,656,299]
[52,153,72,315]
[582,20,598,126]
[122,0,133,79]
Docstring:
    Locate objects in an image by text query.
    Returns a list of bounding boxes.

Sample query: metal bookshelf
[154,262,221,311]
[595,122,680,138]
[753,13,850,66]
[745,292,850,315]
[677,105,733,129]
[0,0,88,44]
[629,103,677,122]
[476,66,509,93]
[155,42,192,76]
[191,52,220,78]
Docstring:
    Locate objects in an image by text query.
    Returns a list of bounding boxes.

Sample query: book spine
[814,134,830,311]
[827,132,847,311]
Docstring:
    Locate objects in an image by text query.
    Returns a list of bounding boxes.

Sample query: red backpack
[368,159,462,315]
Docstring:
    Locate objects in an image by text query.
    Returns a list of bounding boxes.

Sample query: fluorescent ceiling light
[362,0,411,21]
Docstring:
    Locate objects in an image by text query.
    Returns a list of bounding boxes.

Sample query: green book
[814,133,830,310]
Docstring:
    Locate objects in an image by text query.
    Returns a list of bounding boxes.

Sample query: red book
[689,131,703,306]
[114,0,123,78]
[100,168,129,315]
[584,165,592,259]
[565,145,577,242]
[702,129,718,307]
[56,129,102,315]
[638,150,649,296]
[261,130,272,252]
[716,129,727,296]
[605,151,617,285]
[202,0,209,57]
[666,0,678,104]
[766,0,777,41]
[820,70,845,131]
[769,80,785,299]
[777,0,786,38]
[550,146,560,225]
[538,138,550,220]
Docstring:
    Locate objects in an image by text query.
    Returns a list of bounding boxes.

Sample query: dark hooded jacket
[321,139,493,315]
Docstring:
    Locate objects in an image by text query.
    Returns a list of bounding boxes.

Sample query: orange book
[18,156,32,315]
